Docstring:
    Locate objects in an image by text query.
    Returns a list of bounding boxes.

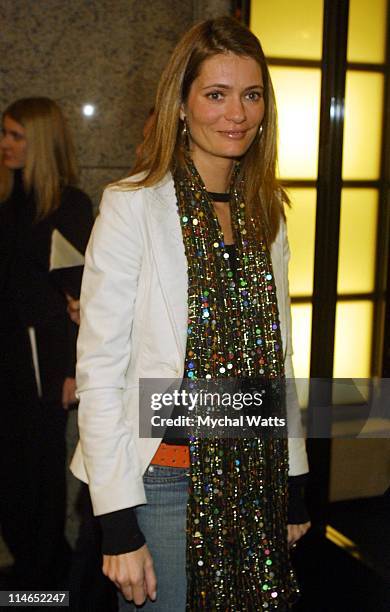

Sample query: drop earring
[259,124,264,137]
[182,117,190,150]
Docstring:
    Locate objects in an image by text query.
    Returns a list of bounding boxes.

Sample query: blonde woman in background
[0,97,93,589]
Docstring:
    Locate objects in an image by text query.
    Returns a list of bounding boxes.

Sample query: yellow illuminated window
[250,0,323,60]
[347,0,387,63]
[291,303,312,379]
[342,71,384,180]
[333,301,374,377]
[285,189,317,296]
[270,67,321,179]
[338,189,378,294]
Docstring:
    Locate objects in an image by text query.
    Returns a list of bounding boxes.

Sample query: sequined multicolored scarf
[174,160,299,611]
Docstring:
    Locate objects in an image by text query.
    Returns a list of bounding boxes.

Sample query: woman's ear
[179,104,186,121]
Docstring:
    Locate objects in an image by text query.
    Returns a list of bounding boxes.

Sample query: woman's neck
[190,152,234,193]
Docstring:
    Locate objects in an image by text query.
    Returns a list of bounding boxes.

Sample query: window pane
[250,0,324,60]
[291,303,312,378]
[333,301,373,377]
[347,0,387,63]
[285,188,317,296]
[270,67,321,179]
[342,71,384,180]
[338,189,378,294]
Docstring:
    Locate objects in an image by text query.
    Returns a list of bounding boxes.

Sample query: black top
[206,191,231,203]
[99,243,309,555]
[0,171,94,408]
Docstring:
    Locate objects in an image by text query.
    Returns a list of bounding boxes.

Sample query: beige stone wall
[0,0,231,207]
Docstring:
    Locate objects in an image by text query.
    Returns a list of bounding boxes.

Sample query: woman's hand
[287,521,311,548]
[62,377,77,410]
[66,294,81,325]
[103,545,157,605]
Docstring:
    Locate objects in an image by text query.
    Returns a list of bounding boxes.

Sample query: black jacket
[0,172,94,406]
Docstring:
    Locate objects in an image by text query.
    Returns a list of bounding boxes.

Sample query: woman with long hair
[71,17,310,611]
[0,97,93,588]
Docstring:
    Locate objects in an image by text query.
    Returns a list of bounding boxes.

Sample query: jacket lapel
[146,174,188,363]
[270,225,288,358]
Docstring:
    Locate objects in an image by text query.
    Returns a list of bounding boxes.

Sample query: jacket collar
[146,173,188,362]
[149,171,176,209]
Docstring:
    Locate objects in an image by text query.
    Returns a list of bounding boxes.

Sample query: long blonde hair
[0,97,78,220]
[122,17,287,243]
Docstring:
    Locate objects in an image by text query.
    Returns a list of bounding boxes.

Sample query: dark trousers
[68,484,118,612]
[0,398,71,589]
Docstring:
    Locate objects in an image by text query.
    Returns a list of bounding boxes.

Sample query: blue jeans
[118,465,189,611]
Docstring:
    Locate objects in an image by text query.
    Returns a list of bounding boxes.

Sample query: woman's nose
[224,96,246,123]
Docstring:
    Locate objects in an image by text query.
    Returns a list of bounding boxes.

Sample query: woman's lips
[218,130,248,139]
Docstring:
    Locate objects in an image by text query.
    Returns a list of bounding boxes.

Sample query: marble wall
[0,0,231,207]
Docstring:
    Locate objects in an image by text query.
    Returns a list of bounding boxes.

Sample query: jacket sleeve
[76,187,147,516]
[99,507,146,555]
[281,219,310,477]
[56,187,95,254]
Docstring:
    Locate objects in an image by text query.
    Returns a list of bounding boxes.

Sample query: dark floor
[327,493,390,582]
[292,533,390,612]
[1,494,389,611]
[292,492,390,612]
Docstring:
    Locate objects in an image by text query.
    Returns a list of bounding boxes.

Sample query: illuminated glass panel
[338,189,378,294]
[285,188,317,296]
[250,0,323,60]
[270,67,321,179]
[333,301,373,377]
[291,303,312,379]
[342,71,384,180]
[347,0,387,63]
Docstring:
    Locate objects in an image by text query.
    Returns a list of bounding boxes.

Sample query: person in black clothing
[0,97,94,589]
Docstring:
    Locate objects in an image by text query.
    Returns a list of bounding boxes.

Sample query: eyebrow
[201,83,264,91]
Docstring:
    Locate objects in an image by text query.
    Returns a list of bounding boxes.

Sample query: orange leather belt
[151,442,190,468]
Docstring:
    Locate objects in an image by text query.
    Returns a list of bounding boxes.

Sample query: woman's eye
[207,91,224,101]
[246,91,262,101]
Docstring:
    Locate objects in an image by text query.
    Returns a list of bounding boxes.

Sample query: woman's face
[1,115,27,169]
[182,52,265,169]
